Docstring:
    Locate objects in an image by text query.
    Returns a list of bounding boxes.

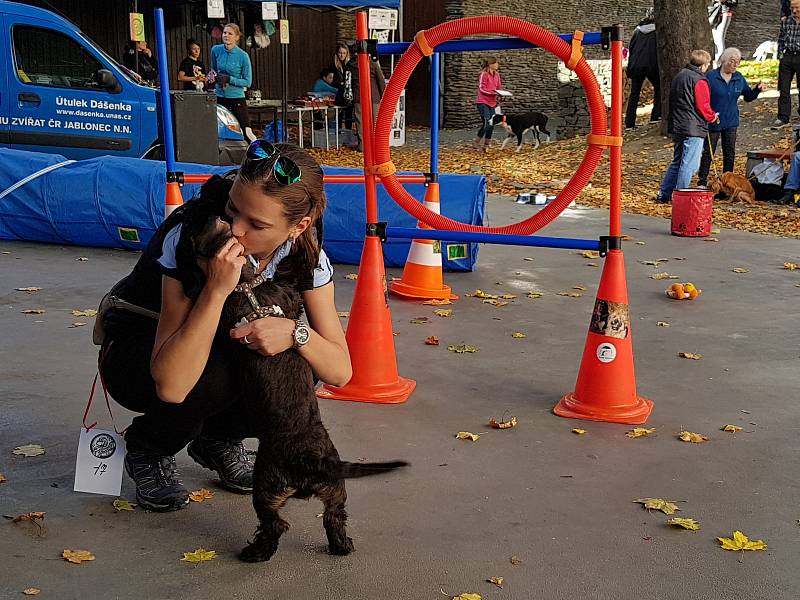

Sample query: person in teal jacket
[211,23,256,142]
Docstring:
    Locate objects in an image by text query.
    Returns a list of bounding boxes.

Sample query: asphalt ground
[1,195,799,600]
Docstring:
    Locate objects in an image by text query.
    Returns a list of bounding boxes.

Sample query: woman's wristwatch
[292,320,311,349]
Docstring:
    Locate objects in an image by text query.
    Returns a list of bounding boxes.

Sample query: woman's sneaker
[187,436,254,493]
[124,451,189,512]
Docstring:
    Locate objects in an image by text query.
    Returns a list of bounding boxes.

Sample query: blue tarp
[0,149,484,270]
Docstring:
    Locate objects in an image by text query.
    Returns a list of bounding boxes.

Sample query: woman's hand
[230,317,295,356]
[205,237,245,297]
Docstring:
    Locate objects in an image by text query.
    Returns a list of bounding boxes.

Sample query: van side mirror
[95,69,121,93]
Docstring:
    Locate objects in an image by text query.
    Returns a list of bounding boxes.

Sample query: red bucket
[671,188,713,237]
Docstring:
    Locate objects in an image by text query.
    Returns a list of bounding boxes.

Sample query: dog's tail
[336,460,409,480]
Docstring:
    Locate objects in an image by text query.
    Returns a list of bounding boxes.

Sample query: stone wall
[441,0,652,130]
[335,0,780,132]
[556,60,613,139]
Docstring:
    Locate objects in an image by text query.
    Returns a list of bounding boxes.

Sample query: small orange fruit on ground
[688,288,700,300]
[670,283,685,299]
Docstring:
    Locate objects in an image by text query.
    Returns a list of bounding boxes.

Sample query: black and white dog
[490,112,551,152]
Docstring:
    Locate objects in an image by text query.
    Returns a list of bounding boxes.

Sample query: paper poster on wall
[279,19,290,44]
[207,0,224,19]
[389,88,405,147]
[129,13,145,42]
[262,2,278,20]
[368,8,398,30]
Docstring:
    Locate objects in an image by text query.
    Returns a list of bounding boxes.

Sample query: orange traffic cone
[165,181,184,217]
[317,235,416,404]
[554,249,653,424]
[389,182,458,301]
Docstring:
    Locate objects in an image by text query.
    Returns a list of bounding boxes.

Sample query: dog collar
[234,274,285,325]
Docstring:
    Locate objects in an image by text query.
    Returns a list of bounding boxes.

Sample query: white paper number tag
[74,428,126,496]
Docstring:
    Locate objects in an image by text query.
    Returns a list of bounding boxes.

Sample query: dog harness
[233,274,285,327]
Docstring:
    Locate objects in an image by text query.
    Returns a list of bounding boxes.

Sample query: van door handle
[18,93,41,106]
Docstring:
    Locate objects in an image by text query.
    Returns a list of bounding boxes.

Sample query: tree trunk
[654,0,713,136]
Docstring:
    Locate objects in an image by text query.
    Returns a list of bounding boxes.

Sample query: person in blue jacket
[697,47,763,187]
[212,23,256,142]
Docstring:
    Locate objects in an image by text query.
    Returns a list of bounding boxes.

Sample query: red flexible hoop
[374,16,608,235]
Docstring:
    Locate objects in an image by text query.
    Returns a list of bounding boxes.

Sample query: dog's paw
[328,536,354,556]
[239,540,279,563]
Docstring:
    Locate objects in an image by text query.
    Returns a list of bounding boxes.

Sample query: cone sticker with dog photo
[554,250,653,424]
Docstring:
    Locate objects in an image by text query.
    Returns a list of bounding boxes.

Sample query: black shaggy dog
[181,190,408,563]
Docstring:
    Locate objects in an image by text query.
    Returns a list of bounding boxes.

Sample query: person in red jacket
[655,50,719,203]
[472,57,503,152]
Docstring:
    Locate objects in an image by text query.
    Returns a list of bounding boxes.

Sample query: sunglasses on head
[244,140,302,186]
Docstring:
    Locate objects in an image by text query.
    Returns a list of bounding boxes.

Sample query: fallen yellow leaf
[580,251,600,258]
[21,309,46,315]
[423,298,452,305]
[448,344,477,353]
[455,431,480,441]
[22,588,41,595]
[573,285,587,291]
[180,548,217,562]
[511,331,526,338]
[71,309,98,317]
[679,431,709,443]
[650,272,680,280]
[710,228,721,234]
[465,289,497,299]
[721,424,743,433]
[344,273,358,280]
[732,267,749,274]
[783,262,798,270]
[433,309,453,317]
[668,517,701,530]
[656,321,670,327]
[336,311,349,318]
[453,594,482,600]
[634,498,680,515]
[482,298,509,306]
[509,555,523,565]
[626,427,656,438]
[0,472,6,483]
[112,499,136,512]
[717,531,767,552]
[678,352,703,360]
[558,291,583,298]
[424,336,440,346]
[571,428,587,435]
[15,287,42,292]
[62,549,95,564]
[489,416,517,429]
[409,316,429,324]
[12,444,45,457]
[526,291,543,299]
[486,576,504,588]
[189,488,214,503]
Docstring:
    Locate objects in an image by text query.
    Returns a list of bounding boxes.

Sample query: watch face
[294,324,310,346]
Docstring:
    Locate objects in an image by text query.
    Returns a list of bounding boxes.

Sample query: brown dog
[708,172,756,204]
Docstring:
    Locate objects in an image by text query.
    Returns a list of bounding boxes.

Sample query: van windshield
[74,30,155,88]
